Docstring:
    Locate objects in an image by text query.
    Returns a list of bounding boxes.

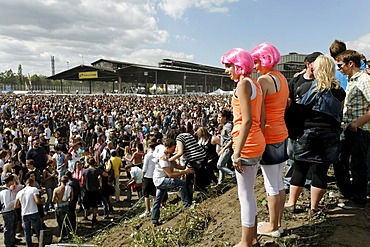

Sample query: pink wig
[250,42,281,69]
[221,48,254,81]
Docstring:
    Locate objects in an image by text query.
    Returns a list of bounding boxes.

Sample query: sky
[1,0,370,76]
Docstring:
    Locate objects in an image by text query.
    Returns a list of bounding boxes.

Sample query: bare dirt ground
[1,170,369,247]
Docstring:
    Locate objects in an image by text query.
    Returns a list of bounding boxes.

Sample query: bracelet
[231,156,241,163]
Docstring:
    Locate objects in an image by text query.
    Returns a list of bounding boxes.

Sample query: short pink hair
[221,48,254,81]
[250,42,281,69]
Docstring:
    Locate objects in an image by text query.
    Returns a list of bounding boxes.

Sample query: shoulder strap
[269,74,278,92]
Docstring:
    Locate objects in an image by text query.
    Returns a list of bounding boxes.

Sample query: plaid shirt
[342,70,370,131]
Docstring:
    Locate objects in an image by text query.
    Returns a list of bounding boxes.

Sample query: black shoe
[153,221,163,227]
[14,238,22,243]
[42,223,50,229]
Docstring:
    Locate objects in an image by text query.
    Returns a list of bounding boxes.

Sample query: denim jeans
[55,205,69,238]
[22,212,42,247]
[44,187,55,211]
[101,195,113,218]
[216,148,234,183]
[151,178,189,224]
[2,210,17,247]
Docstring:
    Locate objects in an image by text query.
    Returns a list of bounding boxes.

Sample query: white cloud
[347,34,370,59]
[158,0,238,19]
[0,0,181,75]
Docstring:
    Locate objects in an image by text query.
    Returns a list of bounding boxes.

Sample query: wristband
[231,156,241,163]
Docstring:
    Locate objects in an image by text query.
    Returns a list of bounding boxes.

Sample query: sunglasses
[337,63,346,69]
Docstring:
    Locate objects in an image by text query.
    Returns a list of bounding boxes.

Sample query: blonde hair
[196,127,211,141]
[124,146,132,154]
[313,55,340,91]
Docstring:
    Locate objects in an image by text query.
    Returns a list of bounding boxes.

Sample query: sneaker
[338,201,365,210]
[284,204,296,213]
[139,211,150,219]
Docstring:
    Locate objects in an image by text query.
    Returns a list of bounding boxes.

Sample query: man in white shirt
[139,141,158,218]
[0,175,17,247]
[44,124,51,140]
[151,139,194,226]
[14,178,44,247]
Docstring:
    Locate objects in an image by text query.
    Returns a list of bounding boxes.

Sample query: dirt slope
[88,173,370,247]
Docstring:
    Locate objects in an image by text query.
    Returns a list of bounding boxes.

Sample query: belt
[57,202,69,208]
[2,210,15,214]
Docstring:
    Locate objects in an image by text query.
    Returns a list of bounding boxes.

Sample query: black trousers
[334,129,370,205]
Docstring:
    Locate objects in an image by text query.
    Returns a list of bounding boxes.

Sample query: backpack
[105,160,115,183]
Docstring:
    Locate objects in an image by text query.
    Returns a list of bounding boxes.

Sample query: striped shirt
[343,70,370,131]
[176,133,206,163]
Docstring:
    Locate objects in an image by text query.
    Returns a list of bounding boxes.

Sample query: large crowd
[0,39,369,247]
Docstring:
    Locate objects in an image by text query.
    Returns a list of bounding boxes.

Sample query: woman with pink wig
[221,48,266,247]
[250,42,289,238]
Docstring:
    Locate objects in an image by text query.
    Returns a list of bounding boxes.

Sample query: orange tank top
[232,78,266,158]
[263,71,289,144]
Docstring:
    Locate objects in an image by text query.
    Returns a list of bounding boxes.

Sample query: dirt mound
[86,173,370,247]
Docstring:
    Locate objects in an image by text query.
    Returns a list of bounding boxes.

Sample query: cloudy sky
[1,0,370,76]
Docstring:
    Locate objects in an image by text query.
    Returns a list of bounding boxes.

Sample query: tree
[17,64,23,85]
[0,69,17,85]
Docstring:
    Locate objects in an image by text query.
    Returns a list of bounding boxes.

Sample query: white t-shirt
[15,186,39,216]
[142,150,155,179]
[44,127,51,140]
[152,158,170,187]
[0,187,15,213]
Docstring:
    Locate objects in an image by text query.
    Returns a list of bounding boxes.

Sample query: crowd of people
[0,39,369,247]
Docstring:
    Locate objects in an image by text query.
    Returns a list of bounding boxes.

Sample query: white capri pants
[236,164,259,227]
[260,162,285,196]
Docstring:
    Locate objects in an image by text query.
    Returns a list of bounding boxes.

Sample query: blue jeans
[22,212,42,247]
[217,148,234,183]
[2,210,17,247]
[151,178,190,224]
[101,196,113,218]
[44,187,55,211]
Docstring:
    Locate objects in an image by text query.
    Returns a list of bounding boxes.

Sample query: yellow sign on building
[79,71,98,79]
